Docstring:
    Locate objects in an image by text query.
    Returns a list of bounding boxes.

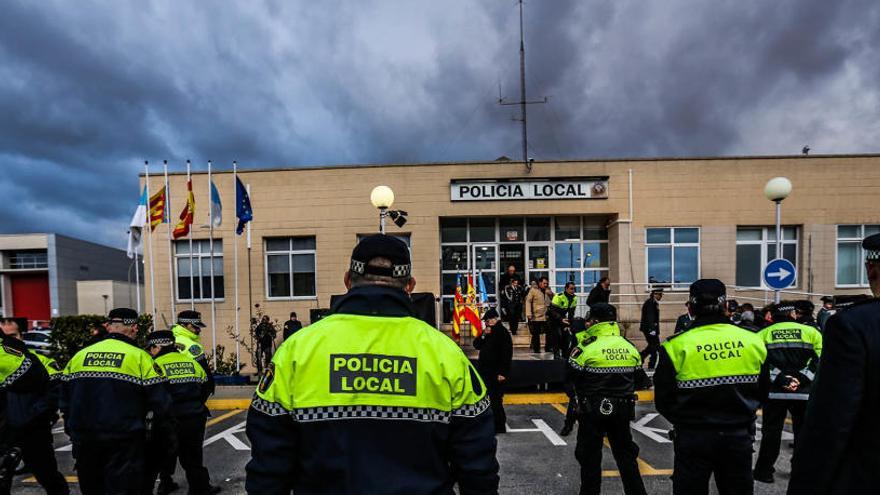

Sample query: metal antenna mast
[499,0,546,173]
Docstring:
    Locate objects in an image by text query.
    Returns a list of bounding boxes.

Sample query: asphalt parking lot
[15,399,794,494]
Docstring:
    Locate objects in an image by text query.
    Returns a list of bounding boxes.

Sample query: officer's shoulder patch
[258,363,274,393]
[2,345,22,357]
[665,330,687,341]
[153,362,165,376]
[189,344,202,356]
[569,347,583,359]
[175,343,185,352]
[582,336,598,346]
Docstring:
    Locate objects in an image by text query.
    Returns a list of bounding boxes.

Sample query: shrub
[48,314,153,366]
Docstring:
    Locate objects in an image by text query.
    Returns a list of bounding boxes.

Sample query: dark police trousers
[575,402,646,495]
[672,426,754,495]
[484,377,507,434]
[528,321,547,353]
[754,399,806,476]
[73,436,144,495]
[14,424,69,495]
[639,332,660,369]
[160,416,211,493]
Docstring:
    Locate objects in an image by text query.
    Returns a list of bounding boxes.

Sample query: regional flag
[235,176,253,235]
[452,273,465,341]
[127,186,147,259]
[149,186,166,231]
[464,273,483,336]
[210,180,222,228]
[172,179,195,239]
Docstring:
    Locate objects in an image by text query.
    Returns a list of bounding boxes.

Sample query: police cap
[863,233,880,262]
[794,300,815,314]
[177,310,206,328]
[820,295,834,304]
[146,330,175,348]
[688,279,726,306]
[773,301,798,317]
[349,234,412,279]
[107,308,139,325]
[588,303,617,322]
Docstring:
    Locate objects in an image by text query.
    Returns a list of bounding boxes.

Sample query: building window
[735,227,798,288]
[837,225,880,287]
[265,237,316,298]
[9,251,48,269]
[175,240,224,301]
[645,227,699,290]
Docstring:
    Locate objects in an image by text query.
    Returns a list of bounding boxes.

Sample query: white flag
[210,180,222,227]
[127,186,148,259]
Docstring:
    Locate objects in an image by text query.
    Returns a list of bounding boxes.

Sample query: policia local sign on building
[450,177,609,201]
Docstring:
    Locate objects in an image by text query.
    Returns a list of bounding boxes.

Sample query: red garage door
[11,274,50,325]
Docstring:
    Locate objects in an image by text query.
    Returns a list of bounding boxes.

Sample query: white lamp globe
[370,185,395,209]
[764,177,792,202]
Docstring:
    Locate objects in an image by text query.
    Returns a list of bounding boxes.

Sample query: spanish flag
[149,186,166,231]
[172,179,195,239]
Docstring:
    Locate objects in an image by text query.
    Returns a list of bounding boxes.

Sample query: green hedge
[48,314,153,365]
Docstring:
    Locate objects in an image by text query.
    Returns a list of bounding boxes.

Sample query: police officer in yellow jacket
[245,234,499,494]
[61,308,172,495]
[654,280,769,495]
[568,303,648,495]
[0,317,68,495]
[171,310,215,397]
[145,330,219,495]
[753,301,822,483]
[549,282,578,357]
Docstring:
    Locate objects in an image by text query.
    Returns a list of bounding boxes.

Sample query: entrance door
[498,243,525,289]
[472,244,498,302]
[526,245,550,285]
[11,273,50,324]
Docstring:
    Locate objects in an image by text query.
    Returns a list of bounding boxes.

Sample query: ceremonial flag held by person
[126,186,147,259]
[210,180,222,227]
[452,273,465,340]
[172,178,195,239]
[149,186,166,231]
[235,175,253,235]
[465,273,483,336]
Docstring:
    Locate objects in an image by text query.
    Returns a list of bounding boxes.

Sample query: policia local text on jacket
[753,307,822,482]
[568,314,648,495]
[171,310,215,397]
[654,280,769,495]
[61,316,172,495]
[2,332,68,495]
[245,285,500,495]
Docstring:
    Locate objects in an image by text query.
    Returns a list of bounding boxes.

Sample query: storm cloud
[1,0,878,247]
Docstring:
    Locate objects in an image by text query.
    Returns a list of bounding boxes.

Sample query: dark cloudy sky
[1,0,878,248]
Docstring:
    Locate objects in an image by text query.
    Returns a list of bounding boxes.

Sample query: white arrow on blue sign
[763,258,797,290]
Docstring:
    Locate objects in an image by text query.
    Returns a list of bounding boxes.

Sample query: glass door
[526,245,550,286]
[472,244,498,302]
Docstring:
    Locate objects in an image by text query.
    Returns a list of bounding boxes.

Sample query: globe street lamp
[371,185,395,234]
[764,177,793,302]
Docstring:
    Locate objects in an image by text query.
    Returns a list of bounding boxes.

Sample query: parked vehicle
[23,329,52,356]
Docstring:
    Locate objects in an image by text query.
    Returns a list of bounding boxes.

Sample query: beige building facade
[141,154,880,371]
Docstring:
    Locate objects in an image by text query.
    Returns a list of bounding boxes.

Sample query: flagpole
[144,162,157,321]
[164,160,176,321]
[233,161,241,372]
[246,183,253,327]
[207,160,218,370]
[186,160,195,311]
[135,243,142,314]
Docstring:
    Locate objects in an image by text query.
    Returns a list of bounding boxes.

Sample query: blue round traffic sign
[763,258,796,290]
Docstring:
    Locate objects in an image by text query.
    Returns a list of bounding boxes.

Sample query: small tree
[48,314,153,366]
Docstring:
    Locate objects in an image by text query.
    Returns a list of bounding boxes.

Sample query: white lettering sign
[451,178,608,201]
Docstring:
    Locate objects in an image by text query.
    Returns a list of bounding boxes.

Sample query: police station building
[141,154,879,367]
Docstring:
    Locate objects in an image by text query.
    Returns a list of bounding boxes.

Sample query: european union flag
[235,176,253,235]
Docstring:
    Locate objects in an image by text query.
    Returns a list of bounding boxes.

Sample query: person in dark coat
[254,316,276,375]
[498,264,519,294]
[500,277,525,335]
[282,312,303,340]
[586,277,611,307]
[639,289,663,369]
[815,296,834,332]
[673,302,694,334]
[472,308,513,434]
[788,233,880,494]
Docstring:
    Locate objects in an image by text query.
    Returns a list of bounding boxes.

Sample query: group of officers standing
[0,308,221,495]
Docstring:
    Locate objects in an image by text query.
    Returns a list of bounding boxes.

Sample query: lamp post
[370,185,395,234]
[763,177,793,303]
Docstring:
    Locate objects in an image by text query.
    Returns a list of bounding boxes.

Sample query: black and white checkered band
[766,342,814,350]
[582,365,641,374]
[109,318,138,325]
[452,396,491,418]
[0,359,31,388]
[677,374,759,389]
[63,370,166,387]
[569,360,585,371]
[249,396,491,423]
[178,317,202,325]
[866,249,880,261]
[147,338,175,347]
[167,376,206,385]
[350,259,412,279]
[776,305,796,313]
[295,405,452,423]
